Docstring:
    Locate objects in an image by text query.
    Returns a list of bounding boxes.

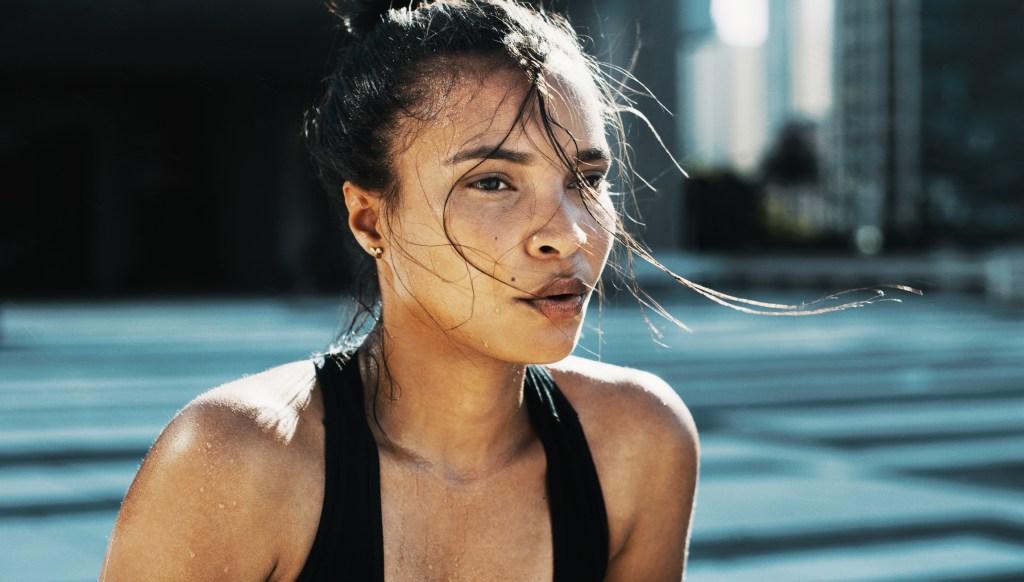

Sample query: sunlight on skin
[356,60,616,366]
[99,5,698,580]
[194,361,316,446]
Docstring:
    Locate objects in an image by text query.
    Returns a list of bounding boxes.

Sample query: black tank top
[296,352,609,581]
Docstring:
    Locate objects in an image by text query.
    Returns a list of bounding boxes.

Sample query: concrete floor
[1,289,1022,581]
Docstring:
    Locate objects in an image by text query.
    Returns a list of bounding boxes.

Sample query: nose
[525,190,592,259]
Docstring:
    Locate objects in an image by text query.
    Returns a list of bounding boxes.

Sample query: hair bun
[328,0,417,38]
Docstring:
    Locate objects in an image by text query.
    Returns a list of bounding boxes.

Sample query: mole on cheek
[511,276,516,282]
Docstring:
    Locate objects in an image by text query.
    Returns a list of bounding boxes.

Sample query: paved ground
[1,288,1022,581]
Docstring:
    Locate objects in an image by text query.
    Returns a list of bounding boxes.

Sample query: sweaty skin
[101,60,698,582]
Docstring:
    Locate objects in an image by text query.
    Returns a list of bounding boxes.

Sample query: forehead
[400,56,608,165]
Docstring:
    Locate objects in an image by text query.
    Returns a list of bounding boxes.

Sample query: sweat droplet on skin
[189,550,196,559]
[218,503,225,509]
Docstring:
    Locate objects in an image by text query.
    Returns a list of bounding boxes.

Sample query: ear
[343,181,384,254]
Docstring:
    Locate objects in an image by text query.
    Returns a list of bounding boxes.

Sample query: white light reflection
[711,0,769,47]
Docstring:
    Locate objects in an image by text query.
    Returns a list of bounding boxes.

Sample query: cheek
[592,195,618,232]
[387,188,465,271]
[446,199,528,268]
[383,202,518,320]
[584,194,618,253]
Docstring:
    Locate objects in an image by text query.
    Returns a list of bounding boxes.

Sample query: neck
[358,323,534,482]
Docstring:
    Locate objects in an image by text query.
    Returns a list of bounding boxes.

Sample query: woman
[100,0,699,580]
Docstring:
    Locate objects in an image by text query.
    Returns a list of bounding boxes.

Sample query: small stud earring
[370,246,383,259]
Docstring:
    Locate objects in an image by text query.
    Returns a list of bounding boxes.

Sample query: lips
[520,276,591,320]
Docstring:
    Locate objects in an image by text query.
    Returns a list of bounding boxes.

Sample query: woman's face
[376,57,615,364]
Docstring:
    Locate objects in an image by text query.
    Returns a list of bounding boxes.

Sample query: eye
[571,173,607,191]
[469,175,511,192]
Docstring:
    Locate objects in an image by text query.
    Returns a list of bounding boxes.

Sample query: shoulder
[543,357,698,575]
[102,360,323,581]
[544,356,697,451]
[188,359,321,446]
[162,359,322,481]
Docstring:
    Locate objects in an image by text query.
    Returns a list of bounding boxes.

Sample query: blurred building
[679,0,833,173]
[679,0,838,249]
[831,0,1024,249]
[831,0,922,249]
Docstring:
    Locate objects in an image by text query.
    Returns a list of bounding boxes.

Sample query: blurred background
[1,0,1022,580]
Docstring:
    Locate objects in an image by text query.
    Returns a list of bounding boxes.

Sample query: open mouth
[523,293,585,319]
[545,293,579,301]
[518,276,591,319]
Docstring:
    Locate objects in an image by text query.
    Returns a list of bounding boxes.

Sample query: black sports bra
[296,352,609,581]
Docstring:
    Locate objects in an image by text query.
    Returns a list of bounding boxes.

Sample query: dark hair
[304,0,912,363]
[305,0,635,351]
[307,0,591,191]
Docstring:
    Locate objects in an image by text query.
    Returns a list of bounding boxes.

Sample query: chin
[515,324,583,365]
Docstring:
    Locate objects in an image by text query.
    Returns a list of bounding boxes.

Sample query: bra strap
[525,365,610,581]
[298,353,385,581]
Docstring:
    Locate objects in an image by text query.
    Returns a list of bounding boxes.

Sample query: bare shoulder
[190,359,321,444]
[544,356,697,448]
[166,359,322,478]
[102,360,323,581]
[544,357,698,578]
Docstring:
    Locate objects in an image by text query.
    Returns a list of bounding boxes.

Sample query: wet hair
[304,0,916,365]
[308,0,569,192]
[305,0,636,352]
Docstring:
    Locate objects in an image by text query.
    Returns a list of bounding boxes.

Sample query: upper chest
[378,442,553,582]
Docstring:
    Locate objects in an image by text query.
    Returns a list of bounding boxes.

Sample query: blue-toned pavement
[1,291,1022,581]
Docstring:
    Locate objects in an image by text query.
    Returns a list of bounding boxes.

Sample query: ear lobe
[342,181,384,251]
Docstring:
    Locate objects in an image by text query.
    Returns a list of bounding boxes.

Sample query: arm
[602,372,700,582]
[100,400,285,581]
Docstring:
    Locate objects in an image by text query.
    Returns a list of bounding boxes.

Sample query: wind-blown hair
[305,0,640,351]
[304,0,914,357]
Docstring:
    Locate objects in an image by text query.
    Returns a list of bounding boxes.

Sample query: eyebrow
[448,145,533,165]
[447,145,611,166]
[575,147,612,164]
